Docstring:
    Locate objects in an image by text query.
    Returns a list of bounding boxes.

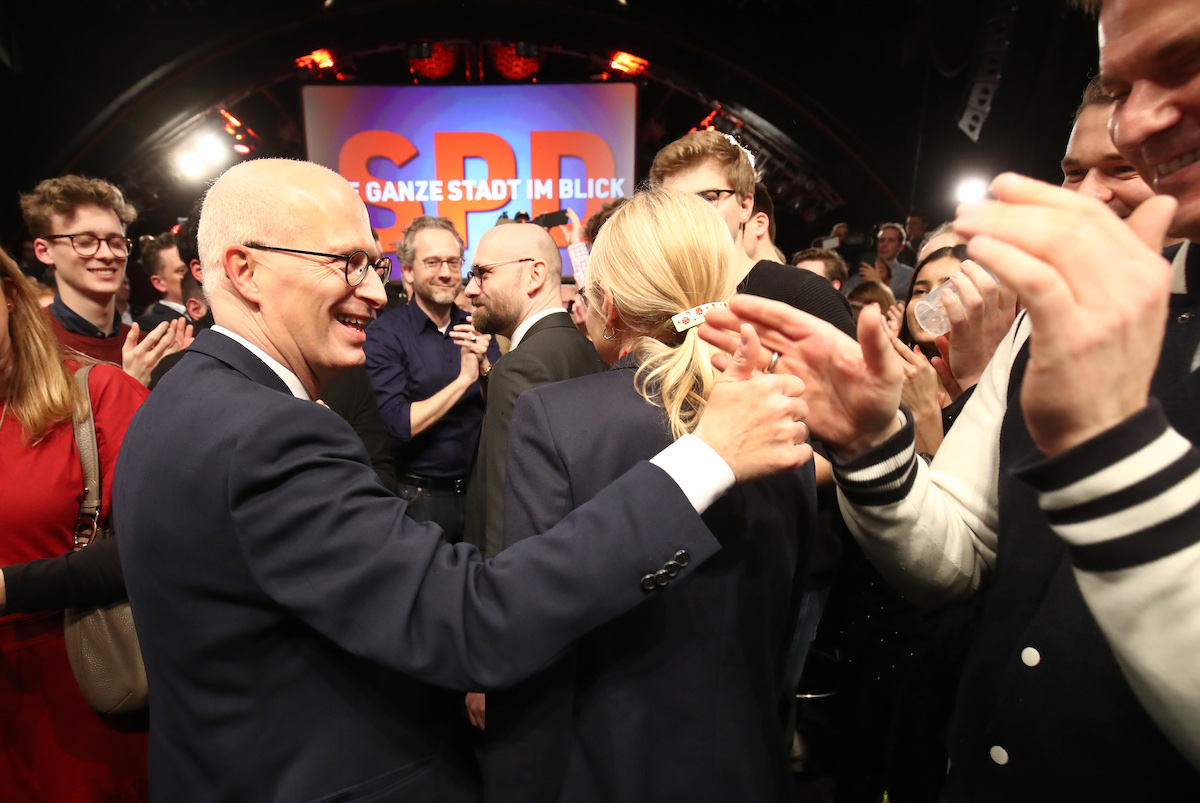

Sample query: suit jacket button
[655,569,670,587]
[641,573,657,592]
[673,549,690,567]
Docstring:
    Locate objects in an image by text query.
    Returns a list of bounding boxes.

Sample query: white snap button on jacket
[990,745,1009,765]
[1021,647,1041,667]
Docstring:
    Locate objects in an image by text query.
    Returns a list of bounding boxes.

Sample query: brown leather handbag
[62,365,149,715]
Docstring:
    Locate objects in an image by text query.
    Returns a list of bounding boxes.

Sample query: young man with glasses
[20,175,189,384]
[363,215,497,543]
[649,131,856,337]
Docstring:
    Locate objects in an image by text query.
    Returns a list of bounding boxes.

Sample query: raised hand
[700,296,905,460]
[121,318,187,386]
[954,172,1177,456]
[692,324,812,482]
[930,259,1017,396]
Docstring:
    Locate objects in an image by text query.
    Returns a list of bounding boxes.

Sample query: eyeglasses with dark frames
[694,189,737,204]
[420,257,465,270]
[44,233,133,258]
[244,243,392,287]
[465,257,535,286]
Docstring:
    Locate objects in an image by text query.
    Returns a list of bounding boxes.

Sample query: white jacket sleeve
[832,315,1031,606]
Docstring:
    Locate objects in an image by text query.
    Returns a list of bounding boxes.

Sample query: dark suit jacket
[484,360,816,803]
[135,300,186,331]
[464,310,606,556]
[114,330,720,803]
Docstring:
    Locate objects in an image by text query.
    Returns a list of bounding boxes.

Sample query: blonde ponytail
[586,188,737,438]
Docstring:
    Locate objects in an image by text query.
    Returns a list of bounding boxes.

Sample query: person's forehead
[660,160,730,191]
[1064,105,1120,164]
[54,204,124,234]
[915,256,960,285]
[879,228,901,239]
[796,260,827,274]
[413,228,461,257]
[1100,0,1199,78]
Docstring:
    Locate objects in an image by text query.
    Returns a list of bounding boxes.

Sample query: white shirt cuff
[649,433,736,513]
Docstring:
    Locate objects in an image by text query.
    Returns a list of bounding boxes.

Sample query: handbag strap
[71,365,103,551]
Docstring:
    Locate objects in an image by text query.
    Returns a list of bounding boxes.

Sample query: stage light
[489,42,541,81]
[955,177,989,203]
[197,134,227,165]
[177,152,205,178]
[296,49,335,71]
[409,42,459,80]
[219,109,241,127]
[610,52,647,76]
[233,143,252,155]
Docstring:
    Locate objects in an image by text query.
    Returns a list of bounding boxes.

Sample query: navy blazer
[114,330,721,803]
[484,360,816,803]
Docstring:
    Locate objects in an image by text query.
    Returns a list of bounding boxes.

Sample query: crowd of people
[2,0,1198,800]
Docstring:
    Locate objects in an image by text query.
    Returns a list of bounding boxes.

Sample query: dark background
[0,0,1100,260]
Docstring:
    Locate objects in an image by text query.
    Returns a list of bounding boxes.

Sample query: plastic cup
[913,266,999,336]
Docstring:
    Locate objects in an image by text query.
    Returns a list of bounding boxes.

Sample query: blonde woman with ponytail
[0,246,151,801]
[484,188,816,803]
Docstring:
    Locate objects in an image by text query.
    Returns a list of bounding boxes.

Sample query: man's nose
[1078,170,1115,203]
[1111,82,1182,158]
[357,266,388,309]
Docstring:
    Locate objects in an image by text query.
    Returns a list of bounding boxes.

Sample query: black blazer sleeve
[2,537,125,613]
[318,366,399,494]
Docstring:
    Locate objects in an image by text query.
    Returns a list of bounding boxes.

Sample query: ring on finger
[766,351,781,374]
[470,335,478,342]
[797,420,809,444]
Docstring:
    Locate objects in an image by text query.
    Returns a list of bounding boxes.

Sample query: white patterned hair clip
[721,133,756,170]
[671,301,729,333]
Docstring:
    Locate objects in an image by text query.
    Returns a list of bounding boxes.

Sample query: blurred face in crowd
[34,204,127,306]
[905,215,927,244]
[465,226,532,338]
[660,159,753,243]
[876,226,904,262]
[1062,103,1155,218]
[151,246,188,304]
[1102,0,1200,236]
[403,228,462,313]
[906,255,961,346]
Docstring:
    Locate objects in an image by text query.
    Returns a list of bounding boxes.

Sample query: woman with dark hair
[0,246,150,801]
[484,188,815,803]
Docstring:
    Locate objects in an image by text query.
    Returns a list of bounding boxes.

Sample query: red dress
[0,363,150,802]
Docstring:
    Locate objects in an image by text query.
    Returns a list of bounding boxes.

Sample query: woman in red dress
[0,246,150,801]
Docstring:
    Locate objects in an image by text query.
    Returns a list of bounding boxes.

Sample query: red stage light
[610,52,647,76]
[296,49,336,71]
[489,43,541,80]
[233,144,252,155]
[169,223,181,235]
[409,42,459,80]
[219,109,241,127]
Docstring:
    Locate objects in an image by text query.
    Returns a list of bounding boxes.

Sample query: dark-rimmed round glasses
[245,244,392,287]
[695,189,737,204]
[44,233,132,258]
[465,257,534,286]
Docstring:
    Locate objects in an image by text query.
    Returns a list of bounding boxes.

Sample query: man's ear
[750,211,769,239]
[831,279,843,292]
[738,193,754,226]
[222,246,263,304]
[401,263,416,287]
[33,238,56,266]
[189,259,203,284]
[526,259,548,296]
[150,273,167,294]
[186,297,208,321]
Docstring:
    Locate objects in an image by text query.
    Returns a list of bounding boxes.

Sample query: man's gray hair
[397,216,464,268]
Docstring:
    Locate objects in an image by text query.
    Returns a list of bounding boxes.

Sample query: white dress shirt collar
[509,308,568,351]
[211,325,312,401]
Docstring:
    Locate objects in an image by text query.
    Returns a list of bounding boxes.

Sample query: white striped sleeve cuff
[831,409,919,506]
[1014,401,1200,572]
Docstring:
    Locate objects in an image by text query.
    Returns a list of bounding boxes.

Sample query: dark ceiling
[0,0,1100,256]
